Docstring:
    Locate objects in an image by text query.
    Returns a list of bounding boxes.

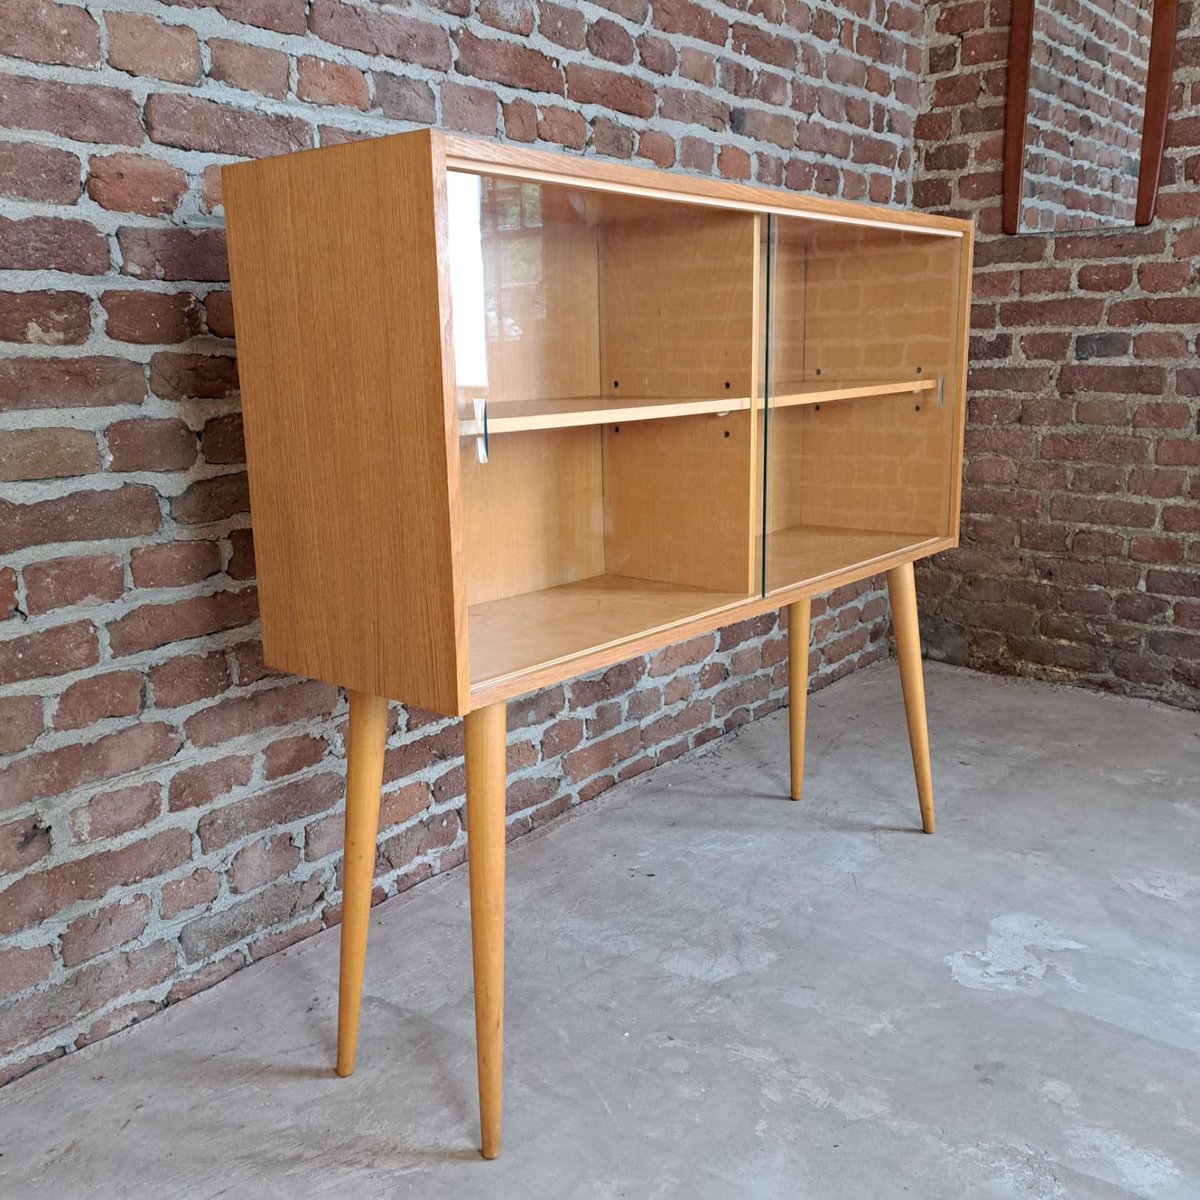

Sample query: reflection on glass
[763,217,963,594]
[448,171,762,689]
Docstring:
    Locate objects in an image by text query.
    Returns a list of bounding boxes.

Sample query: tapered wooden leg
[787,597,811,801]
[335,690,389,1077]
[465,700,507,1160]
[886,562,935,834]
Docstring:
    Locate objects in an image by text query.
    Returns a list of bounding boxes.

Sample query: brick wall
[0,1,924,1083]
[916,1,1200,709]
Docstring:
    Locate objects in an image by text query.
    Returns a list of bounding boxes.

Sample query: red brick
[61,895,151,967]
[119,227,229,283]
[563,726,642,781]
[0,73,142,146]
[0,620,98,686]
[197,770,341,850]
[1107,297,1199,326]
[226,529,256,580]
[0,290,90,345]
[168,754,254,811]
[732,20,796,67]
[171,473,250,525]
[131,541,220,589]
[106,418,198,472]
[1059,365,1167,396]
[376,810,459,872]
[537,105,587,149]
[102,291,202,345]
[652,0,728,44]
[0,214,108,274]
[150,354,239,404]
[109,588,258,656]
[161,868,220,919]
[441,81,499,134]
[69,781,161,842]
[87,154,187,217]
[587,17,635,63]
[637,31,677,73]
[0,942,175,1049]
[660,86,731,132]
[0,566,13,619]
[476,0,532,33]
[54,671,143,731]
[0,142,81,204]
[502,98,537,142]
[166,951,241,1000]
[454,28,562,91]
[297,56,369,108]
[0,428,99,482]
[0,813,52,873]
[209,39,290,98]
[567,63,655,117]
[149,650,231,708]
[145,94,312,157]
[106,13,200,83]
[541,2,586,48]
[263,734,328,780]
[0,356,144,412]
[219,0,306,34]
[0,944,54,995]
[184,679,337,749]
[194,414,244,466]
[309,0,451,69]
[229,834,300,892]
[374,74,436,122]
[203,291,235,339]
[0,695,43,755]
[0,723,181,816]
[200,165,224,213]
[0,0,99,66]
[637,129,676,168]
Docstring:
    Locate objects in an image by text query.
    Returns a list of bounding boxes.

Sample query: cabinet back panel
[461,427,605,607]
[598,212,756,400]
[601,411,757,595]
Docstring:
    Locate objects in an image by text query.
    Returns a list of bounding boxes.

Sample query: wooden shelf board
[459,394,749,435]
[469,574,750,690]
[457,378,935,435]
[770,377,935,409]
[766,524,942,593]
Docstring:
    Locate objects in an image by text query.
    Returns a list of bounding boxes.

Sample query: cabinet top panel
[438,132,973,239]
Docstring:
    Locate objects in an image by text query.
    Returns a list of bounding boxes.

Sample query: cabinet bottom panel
[765,524,937,595]
[468,574,750,691]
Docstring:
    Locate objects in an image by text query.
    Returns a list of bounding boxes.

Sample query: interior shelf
[469,574,749,689]
[766,524,941,594]
[457,378,936,435]
[771,377,935,409]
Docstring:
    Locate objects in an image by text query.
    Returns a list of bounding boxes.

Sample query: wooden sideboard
[224,131,973,1160]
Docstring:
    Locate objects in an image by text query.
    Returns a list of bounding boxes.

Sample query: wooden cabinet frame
[224,132,974,1159]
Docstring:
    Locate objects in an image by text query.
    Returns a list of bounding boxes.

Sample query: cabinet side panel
[223,132,467,714]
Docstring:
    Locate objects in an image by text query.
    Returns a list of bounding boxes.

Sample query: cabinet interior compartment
[763,218,963,594]
[452,172,761,690]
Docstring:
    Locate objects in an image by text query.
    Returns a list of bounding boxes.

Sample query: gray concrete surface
[2,662,1199,1200]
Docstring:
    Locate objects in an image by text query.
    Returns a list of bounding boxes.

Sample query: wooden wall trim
[1002,0,1036,237]
[1136,0,1181,226]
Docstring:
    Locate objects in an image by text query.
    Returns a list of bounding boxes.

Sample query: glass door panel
[763,215,965,594]
[447,171,764,691]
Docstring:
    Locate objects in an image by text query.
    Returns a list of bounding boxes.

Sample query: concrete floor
[2,662,1199,1199]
